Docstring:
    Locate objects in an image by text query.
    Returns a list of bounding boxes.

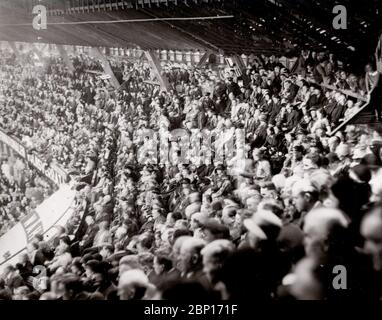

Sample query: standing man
[365,63,382,121]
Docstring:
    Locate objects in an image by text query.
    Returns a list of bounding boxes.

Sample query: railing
[0,186,77,271]
[0,127,85,271]
[330,95,372,136]
[294,76,370,136]
[26,0,227,15]
[320,83,367,103]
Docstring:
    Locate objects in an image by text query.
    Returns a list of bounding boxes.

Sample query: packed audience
[1,46,382,300]
[0,154,54,236]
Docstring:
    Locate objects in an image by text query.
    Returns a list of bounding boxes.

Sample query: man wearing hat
[99,243,114,260]
[269,95,282,124]
[190,211,209,239]
[201,240,235,287]
[173,237,207,283]
[282,78,298,102]
[285,103,302,132]
[291,179,321,227]
[80,215,99,253]
[240,207,291,292]
[243,208,283,249]
[369,137,382,161]
[118,269,156,300]
[307,85,326,109]
[283,144,304,172]
[250,114,268,148]
[184,192,202,219]
[210,165,232,201]
[58,274,92,300]
[199,219,230,243]
[226,77,241,97]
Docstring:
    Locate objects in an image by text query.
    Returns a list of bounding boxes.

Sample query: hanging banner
[0,128,68,186]
[0,129,27,159]
[28,152,68,186]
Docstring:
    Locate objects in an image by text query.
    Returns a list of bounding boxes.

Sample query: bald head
[177,238,206,275]
[303,208,349,261]
[292,180,319,213]
[172,236,192,257]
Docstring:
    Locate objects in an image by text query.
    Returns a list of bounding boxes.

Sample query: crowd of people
[0,154,54,237]
[1,46,382,300]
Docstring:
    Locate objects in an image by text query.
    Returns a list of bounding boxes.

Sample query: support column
[90,47,120,89]
[31,44,45,61]
[197,51,209,68]
[231,54,246,76]
[57,44,75,72]
[7,42,22,60]
[375,33,382,73]
[144,50,170,92]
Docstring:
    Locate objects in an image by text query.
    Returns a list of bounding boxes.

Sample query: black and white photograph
[0,0,382,307]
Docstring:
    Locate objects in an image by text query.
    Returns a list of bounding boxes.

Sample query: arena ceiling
[0,0,381,64]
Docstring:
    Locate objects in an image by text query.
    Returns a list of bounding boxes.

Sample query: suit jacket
[251,123,267,148]
[308,94,326,109]
[6,273,24,290]
[81,225,100,251]
[286,110,302,131]
[269,102,282,123]
[329,103,346,125]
